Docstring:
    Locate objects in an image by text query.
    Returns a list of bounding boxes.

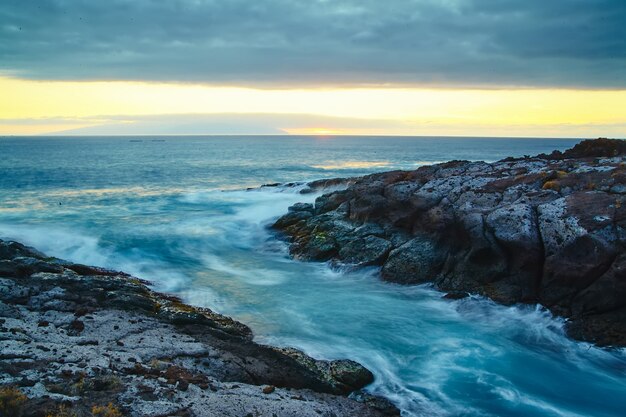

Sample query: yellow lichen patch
[542,180,561,191]
[0,386,27,416]
[91,403,122,417]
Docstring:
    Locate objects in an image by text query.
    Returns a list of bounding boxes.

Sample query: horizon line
[0,133,613,140]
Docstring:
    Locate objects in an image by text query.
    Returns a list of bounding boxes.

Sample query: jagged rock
[442,292,470,300]
[272,347,374,395]
[0,239,394,417]
[273,138,626,346]
[540,137,626,160]
[338,235,392,265]
[272,210,312,229]
[349,391,401,416]
[288,202,314,213]
[571,253,626,317]
[381,236,445,284]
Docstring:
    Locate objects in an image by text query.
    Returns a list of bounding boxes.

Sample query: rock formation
[273,138,626,347]
[0,240,397,416]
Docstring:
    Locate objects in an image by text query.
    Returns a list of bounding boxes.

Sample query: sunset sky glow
[1,0,625,137]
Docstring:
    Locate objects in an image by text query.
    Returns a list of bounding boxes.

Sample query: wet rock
[272,210,313,230]
[273,347,375,394]
[571,253,626,317]
[14,257,64,276]
[442,292,469,300]
[0,260,19,277]
[350,391,401,416]
[315,190,354,215]
[0,241,47,261]
[289,202,314,213]
[0,239,389,416]
[329,360,375,391]
[540,234,618,310]
[272,138,626,346]
[300,232,338,261]
[382,236,445,284]
[338,235,392,265]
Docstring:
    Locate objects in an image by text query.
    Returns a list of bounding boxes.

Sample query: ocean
[1,135,625,417]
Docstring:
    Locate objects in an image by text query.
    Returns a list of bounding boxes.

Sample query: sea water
[1,136,625,417]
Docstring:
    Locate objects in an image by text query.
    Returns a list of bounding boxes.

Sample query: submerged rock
[0,239,396,417]
[273,138,626,347]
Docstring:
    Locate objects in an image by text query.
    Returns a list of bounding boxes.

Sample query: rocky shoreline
[273,138,626,347]
[0,240,398,416]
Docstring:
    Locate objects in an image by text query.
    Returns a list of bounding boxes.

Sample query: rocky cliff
[273,138,626,347]
[0,240,397,417]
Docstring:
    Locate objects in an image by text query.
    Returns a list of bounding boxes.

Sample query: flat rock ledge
[273,138,626,347]
[0,240,398,417]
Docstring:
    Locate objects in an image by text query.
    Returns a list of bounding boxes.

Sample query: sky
[1,0,625,137]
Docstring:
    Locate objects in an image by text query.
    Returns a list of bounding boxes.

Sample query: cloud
[2,113,624,138]
[0,113,408,135]
[0,0,625,88]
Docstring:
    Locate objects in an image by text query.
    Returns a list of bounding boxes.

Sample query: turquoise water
[1,136,625,416]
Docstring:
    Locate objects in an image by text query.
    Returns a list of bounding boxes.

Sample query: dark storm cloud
[1,0,625,87]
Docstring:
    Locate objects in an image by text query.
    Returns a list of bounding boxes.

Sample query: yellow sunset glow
[285,128,345,136]
[1,76,625,137]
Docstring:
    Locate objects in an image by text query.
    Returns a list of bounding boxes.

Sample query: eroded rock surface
[273,138,626,347]
[0,240,397,417]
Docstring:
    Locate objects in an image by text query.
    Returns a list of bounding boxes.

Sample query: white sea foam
[4,194,626,417]
[0,223,109,266]
[2,136,626,417]
[0,222,187,292]
[200,253,290,286]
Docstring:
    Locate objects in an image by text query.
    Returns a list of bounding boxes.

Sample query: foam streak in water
[1,137,625,417]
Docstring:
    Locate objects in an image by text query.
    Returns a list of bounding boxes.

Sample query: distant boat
[129,139,143,142]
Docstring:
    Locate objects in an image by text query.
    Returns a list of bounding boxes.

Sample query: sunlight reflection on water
[2,136,624,416]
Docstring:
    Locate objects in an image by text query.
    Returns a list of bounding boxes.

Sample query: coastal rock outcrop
[0,240,397,416]
[273,138,626,347]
